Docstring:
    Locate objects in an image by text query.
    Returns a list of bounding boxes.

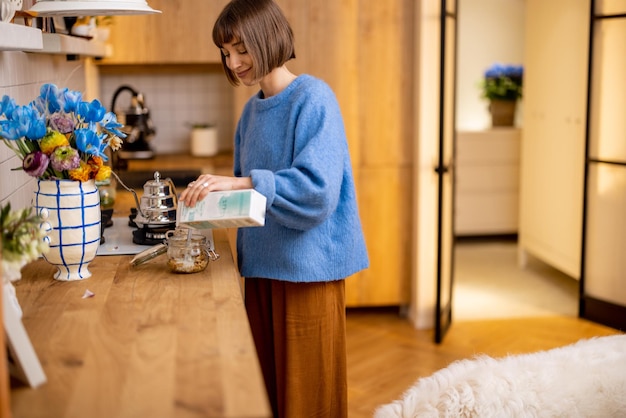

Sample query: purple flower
[50,146,80,171]
[22,151,50,177]
[49,115,75,134]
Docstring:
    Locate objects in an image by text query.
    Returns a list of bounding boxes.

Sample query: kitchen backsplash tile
[100,70,235,155]
[1,53,236,212]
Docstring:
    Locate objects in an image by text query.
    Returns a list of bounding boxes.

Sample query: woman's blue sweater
[234,74,369,282]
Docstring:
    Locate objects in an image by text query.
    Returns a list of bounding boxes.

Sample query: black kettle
[110,85,156,169]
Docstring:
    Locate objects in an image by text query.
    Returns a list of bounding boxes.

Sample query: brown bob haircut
[212,0,296,86]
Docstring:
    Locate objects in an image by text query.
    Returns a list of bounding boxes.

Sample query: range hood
[27,0,161,16]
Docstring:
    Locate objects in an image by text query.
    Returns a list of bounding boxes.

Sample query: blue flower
[101,112,125,138]
[481,63,523,101]
[0,95,17,116]
[0,106,46,140]
[1,83,126,181]
[38,84,64,114]
[78,99,106,124]
[484,63,523,79]
[74,128,107,159]
[485,63,505,78]
[62,88,83,113]
[506,65,523,78]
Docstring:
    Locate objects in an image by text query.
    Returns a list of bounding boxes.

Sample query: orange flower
[86,156,106,180]
[68,161,91,182]
[91,156,104,165]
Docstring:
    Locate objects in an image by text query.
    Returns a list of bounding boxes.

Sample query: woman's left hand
[179,174,253,207]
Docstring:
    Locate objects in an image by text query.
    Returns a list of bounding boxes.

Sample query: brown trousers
[245,278,347,418]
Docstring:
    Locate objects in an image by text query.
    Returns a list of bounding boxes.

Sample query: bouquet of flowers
[481,63,523,101]
[0,83,125,181]
[1,202,49,283]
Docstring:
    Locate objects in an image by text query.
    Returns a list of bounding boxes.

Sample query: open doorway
[453,239,579,321]
[451,0,579,322]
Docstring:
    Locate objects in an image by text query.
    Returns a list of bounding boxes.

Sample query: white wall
[98,68,235,155]
[456,0,525,131]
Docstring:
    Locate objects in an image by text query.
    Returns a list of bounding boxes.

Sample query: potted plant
[0,83,126,280]
[481,63,523,126]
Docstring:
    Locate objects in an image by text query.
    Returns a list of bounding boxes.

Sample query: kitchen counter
[122,152,234,177]
[10,222,270,417]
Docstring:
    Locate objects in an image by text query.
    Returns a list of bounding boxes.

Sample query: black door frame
[579,0,626,330]
[434,0,458,344]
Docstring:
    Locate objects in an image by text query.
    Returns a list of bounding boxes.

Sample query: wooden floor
[118,156,623,417]
[345,308,622,418]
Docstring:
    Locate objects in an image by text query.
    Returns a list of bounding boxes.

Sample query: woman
[179,0,368,416]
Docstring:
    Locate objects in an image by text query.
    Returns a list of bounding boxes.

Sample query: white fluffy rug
[374,334,626,418]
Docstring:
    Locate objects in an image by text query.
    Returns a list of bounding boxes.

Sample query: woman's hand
[179,174,253,207]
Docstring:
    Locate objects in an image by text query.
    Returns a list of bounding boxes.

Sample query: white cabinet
[518,0,589,279]
[455,128,521,236]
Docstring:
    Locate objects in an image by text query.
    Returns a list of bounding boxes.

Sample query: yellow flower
[68,161,91,182]
[39,130,69,154]
[95,165,111,181]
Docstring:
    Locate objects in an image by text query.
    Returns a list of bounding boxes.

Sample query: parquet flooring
[120,155,622,417]
[345,308,622,418]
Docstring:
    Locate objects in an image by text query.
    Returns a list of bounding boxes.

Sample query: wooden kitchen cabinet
[99,0,229,64]
[346,167,412,307]
[231,0,413,307]
[256,0,414,307]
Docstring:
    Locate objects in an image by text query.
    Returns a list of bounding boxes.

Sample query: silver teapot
[115,171,178,229]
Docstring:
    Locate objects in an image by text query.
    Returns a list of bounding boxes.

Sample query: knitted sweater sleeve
[236,80,349,232]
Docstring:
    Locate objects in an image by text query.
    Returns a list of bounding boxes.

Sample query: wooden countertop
[9,226,270,417]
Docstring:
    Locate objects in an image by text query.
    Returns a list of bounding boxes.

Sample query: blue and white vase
[34,179,101,281]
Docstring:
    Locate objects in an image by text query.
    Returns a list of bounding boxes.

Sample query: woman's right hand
[179,174,253,207]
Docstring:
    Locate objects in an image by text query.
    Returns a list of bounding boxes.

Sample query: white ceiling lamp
[27,0,161,16]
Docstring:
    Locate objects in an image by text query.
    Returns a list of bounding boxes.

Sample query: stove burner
[128,208,176,245]
[132,227,175,246]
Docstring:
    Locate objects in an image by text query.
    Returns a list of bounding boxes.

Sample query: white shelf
[32,33,108,57]
[0,23,108,58]
[0,22,43,51]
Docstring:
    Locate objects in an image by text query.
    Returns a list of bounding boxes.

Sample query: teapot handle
[110,170,145,218]
[164,177,178,206]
